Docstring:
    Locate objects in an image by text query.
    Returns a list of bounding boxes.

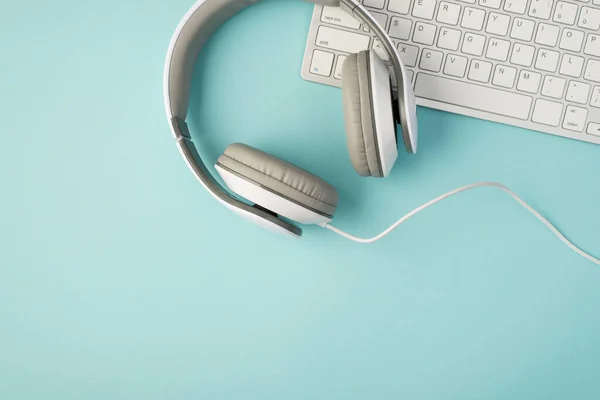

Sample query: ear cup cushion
[217,143,339,217]
[341,51,384,177]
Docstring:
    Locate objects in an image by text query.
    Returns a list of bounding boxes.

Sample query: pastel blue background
[1,0,599,398]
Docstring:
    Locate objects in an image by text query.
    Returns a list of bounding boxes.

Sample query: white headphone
[164,0,417,237]
[164,0,600,266]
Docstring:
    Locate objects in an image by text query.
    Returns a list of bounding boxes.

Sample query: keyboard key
[566,81,591,104]
[444,54,469,77]
[492,64,517,88]
[529,0,554,19]
[415,73,533,120]
[389,17,412,40]
[511,43,535,66]
[585,59,600,82]
[584,34,600,56]
[321,7,360,29]
[462,32,486,56]
[437,2,462,25]
[479,0,502,9]
[462,7,486,30]
[588,122,600,136]
[413,0,437,20]
[560,54,585,77]
[397,43,420,66]
[420,49,444,72]
[413,22,437,45]
[517,70,542,93]
[310,50,334,76]
[504,0,528,14]
[334,55,346,80]
[534,23,560,46]
[532,99,564,126]
[468,59,493,82]
[388,0,411,14]
[553,2,579,25]
[559,29,585,52]
[486,13,511,35]
[541,76,566,98]
[592,87,600,107]
[365,12,388,31]
[578,7,600,30]
[364,0,386,9]
[510,18,535,41]
[457,0,476,3]
[438,27,462,51]
[535,49,560,72]
[486,38,511,61]
[563,106,588,132]
[316,26,370,53]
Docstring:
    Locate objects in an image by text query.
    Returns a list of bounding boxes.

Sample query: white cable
[321,182,600,266]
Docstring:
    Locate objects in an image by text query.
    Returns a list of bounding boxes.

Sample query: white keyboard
[301,0,600,145]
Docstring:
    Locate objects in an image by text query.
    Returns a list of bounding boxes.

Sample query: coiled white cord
[321,182,600,266]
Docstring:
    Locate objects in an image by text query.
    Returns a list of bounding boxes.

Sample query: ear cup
[215,143,339,223]
[342,50,398,177]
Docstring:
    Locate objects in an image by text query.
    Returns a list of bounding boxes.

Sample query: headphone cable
[321,182,600,266]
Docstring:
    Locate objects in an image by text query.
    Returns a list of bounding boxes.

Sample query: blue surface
[1,0,600,398]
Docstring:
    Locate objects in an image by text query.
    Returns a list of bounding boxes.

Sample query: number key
[479,0,502,9]
[578,7,600,30]
[529,0,554,19]
[504,0,528,14]
[553,1,579,25]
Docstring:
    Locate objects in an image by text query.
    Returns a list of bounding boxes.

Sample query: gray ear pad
[342,51,391,177]
[216,143,339,217]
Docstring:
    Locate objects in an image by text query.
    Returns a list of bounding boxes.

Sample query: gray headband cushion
[167,0,343,120]
[167,0,260,119]
[216,143,339,217]
[341,51,383,177]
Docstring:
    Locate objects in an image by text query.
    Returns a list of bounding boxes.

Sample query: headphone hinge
[171,117,191,140]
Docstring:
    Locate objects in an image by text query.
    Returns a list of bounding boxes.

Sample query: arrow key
[588,122,600,137]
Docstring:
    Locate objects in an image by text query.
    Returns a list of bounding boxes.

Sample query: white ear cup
[215,143,339,225]
[342,50,398,177]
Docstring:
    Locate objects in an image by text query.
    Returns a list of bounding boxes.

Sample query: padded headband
[166,0,259,120]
